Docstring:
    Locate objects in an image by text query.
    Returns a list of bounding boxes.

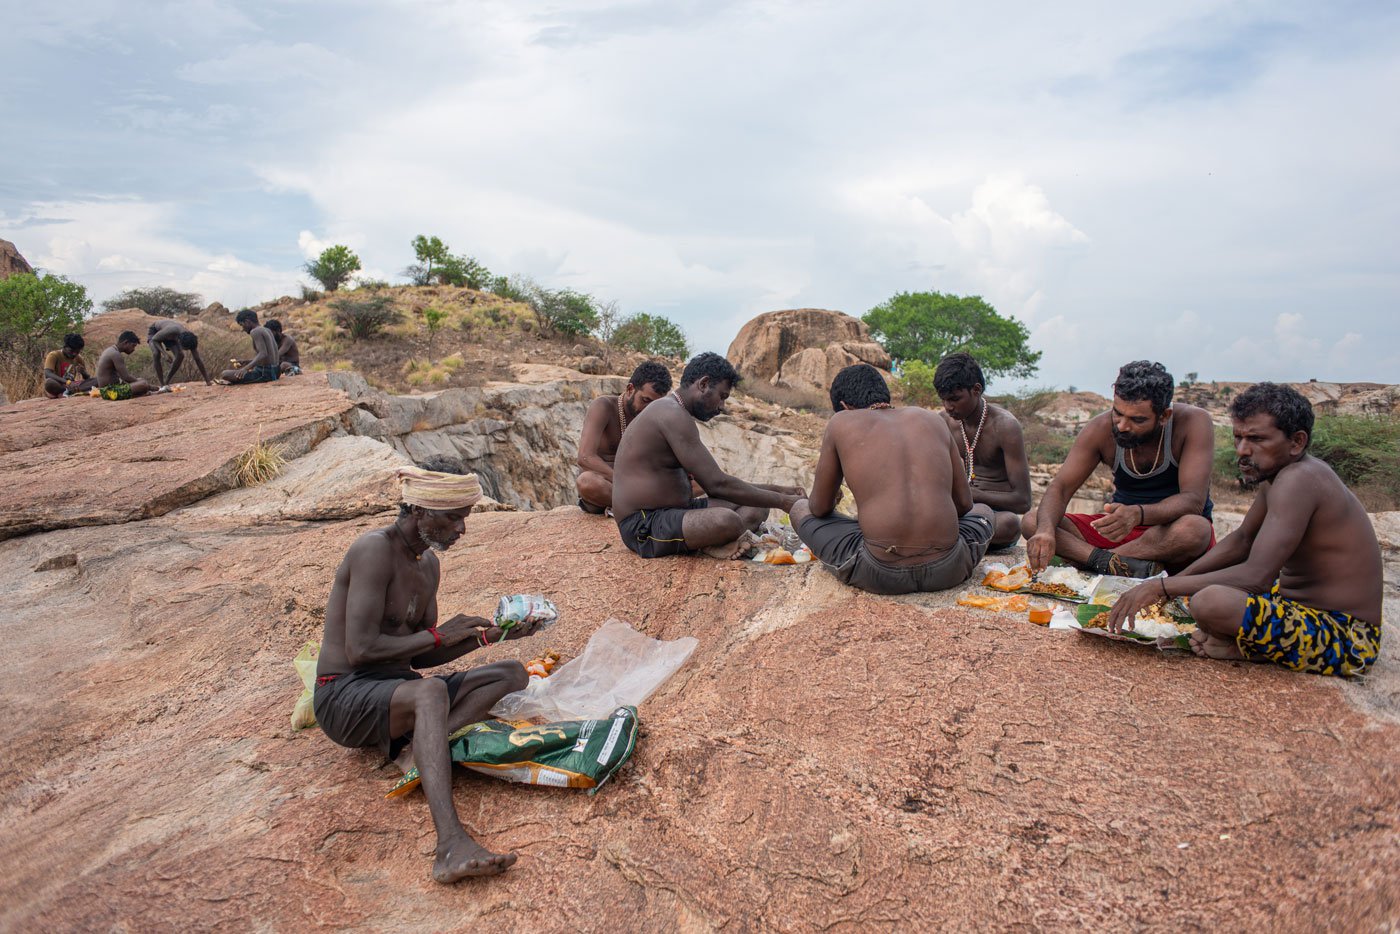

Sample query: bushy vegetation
[894,359,939,407]
[864,291,1040,381]
[1214,415,1400,509]
[102,286,203,317]
[331,294,403,340]
[405,235,493,289]
[404,352,465,387]
[0,271,92,399]
[305,245,361,293]
[529,286,599,338]
[611,312,689,358]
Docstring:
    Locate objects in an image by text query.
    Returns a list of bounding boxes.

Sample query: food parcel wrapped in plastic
[387,705,640,798]
[495,594,559,632]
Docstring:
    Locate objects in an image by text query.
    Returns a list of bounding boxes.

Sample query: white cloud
[177,42,344,85]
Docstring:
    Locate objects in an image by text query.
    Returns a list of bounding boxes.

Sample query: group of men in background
[41,309,301,400]
[576,351,1382,680]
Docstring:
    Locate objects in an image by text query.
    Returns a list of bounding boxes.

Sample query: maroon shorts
[1065,513,1217,550]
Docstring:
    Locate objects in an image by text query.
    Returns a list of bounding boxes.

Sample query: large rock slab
[0,374,355,539]
[0,238,33,279]
[727,308,893,393]
[1,506,1396,930]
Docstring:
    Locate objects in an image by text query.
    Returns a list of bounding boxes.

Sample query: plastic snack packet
[495,594,559,633]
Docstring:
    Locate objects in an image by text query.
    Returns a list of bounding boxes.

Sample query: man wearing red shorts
[1024,361,1216,577]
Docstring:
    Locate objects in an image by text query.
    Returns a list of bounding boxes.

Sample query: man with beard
[611,352,805,558]
[1024,361,1215,577]
[934,352,1032,549]
[793,363,995,594]
[313,462,541,882]
[1107,383,1382,676]
[576,360,673,515]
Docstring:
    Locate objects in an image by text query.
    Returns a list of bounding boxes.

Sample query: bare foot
[1189,629,1246,661]
[703,530,761,561]
[433,834,517,883]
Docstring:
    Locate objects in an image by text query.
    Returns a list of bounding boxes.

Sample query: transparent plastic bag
[490,619,698,722]
[495,593,559,632]
[291,641,319,730]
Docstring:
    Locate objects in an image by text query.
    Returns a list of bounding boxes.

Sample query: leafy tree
[895,359,939,407]
[532,287,599,338]
[304,245,361,293]
[102,286,203,317]
[612,312,689,358]
[0,272,92,398]
[436,254,492,290]
[862,291,1041,381]
[411,235,450,282]
[330,294,402,340]
[489,274,534,304]
[422,306,448,361]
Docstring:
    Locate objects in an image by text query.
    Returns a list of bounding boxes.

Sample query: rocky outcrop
[0,239,33,279]
[727,309,892,393]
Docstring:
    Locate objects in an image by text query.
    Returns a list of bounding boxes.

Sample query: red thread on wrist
[430,627,442,649]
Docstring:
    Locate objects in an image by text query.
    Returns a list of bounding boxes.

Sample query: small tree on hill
[331,294,402,340]
[862,291,1041,381]
[103,286,203,317]
[613,312,689,358]
[436,254,492,290]
[305,245,361,293]
[532,287,599,338]
[410,235,450,284]
[422,306,448,361]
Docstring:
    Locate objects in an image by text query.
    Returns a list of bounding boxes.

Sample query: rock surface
[727,309,892,393]
[0,238,34,279]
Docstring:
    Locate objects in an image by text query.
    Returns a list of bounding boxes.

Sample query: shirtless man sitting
[314,463,540,882]
[1108,383,1382,677]
[147,320,212,386]
[220,310,280,384]
[792,363,994,594]
[934,352,1032,549]
[95,331,154,398]
[1024,360,1215,578]
[612,352,805,558]
[43,332,97,397]
[576,361,672,515]
[265,319,301,375]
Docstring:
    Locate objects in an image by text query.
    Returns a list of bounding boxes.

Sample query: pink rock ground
[0,374,354,539]
[2,506,1396,931]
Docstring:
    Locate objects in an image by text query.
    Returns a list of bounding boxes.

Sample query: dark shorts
[1238,583,1381,678]
[313,668,471,761]
[236,364,280,384]
[616,498,709,558]
[797,512,994,595]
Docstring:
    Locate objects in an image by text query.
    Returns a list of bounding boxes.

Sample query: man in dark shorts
[314,461,542,882]
[934,352,1032,549]
[42,332,97,397]
[611,352,805,558]
[576,360,672,515]
[265,319,301,375]
[1107,383,1382,676]
[1024,360,1215,578]
[792,363,994,595]
[95,331,154,398]
[219,309,280,384]
[147,320,212,386]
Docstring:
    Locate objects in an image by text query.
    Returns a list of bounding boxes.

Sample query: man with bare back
[147,320,212,387]
[792,363,995,594]
[1024,360,1215,578]
[576,360,672,514]
[934,353,1032,549]
[314,462,540,882]
[219,309,280,384]
[611,352,805,557]
[1108,383,1382,676]
[95,331,154,398]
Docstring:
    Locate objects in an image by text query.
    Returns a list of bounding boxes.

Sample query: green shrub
[488,275,535,304]
[532,287,599,338]
[304,245,361,293]
[612,313,689,358]
[895,359,938,407]
[298,284,323,302]
[102,286,203,317]
[331,295,403,340]
[436,254,492,290]
[0,272,92,399]
[1213,415,1400,509]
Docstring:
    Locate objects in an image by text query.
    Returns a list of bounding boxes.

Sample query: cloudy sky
[3,0,1397,391]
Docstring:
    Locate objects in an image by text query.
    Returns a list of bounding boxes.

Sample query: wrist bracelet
[1160,577,1170,601]
[477,629,488,648]
[1138,505,1146,527]
[430,627,442,649]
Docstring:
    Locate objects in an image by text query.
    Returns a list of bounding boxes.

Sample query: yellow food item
[1028,606,1053,625]
[764,548,796,565]
[958,594,1001,609]
[957,593,1029,613]
[987,568,1032,592]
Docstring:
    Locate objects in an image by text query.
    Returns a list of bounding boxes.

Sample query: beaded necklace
[960,399,988,482]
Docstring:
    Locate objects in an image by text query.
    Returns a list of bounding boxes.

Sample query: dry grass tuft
[234,435,286,487]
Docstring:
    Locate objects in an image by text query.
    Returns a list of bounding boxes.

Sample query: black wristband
[1138,504,1146,527]
[1160,577,1170,601]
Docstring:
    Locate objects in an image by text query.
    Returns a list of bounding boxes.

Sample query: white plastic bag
[490,619,698,722]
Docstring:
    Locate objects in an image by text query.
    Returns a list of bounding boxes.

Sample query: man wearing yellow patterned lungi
[1107,383,1382,677]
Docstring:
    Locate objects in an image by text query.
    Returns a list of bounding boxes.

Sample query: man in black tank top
[1023,361,1216,577]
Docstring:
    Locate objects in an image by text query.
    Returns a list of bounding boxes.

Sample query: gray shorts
[797,512,993,595]
[313,667,470,761]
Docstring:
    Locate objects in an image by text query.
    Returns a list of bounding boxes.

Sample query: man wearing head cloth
[313,459,544,883]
